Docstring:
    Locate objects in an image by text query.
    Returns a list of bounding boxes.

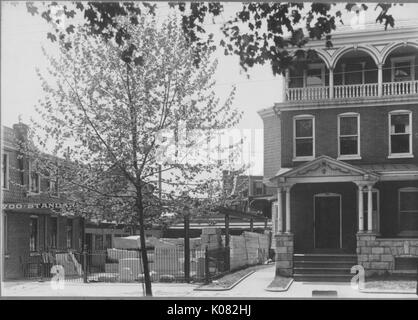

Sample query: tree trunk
[136,194,152,296]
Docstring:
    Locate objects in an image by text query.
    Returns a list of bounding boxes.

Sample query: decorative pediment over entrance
[272,155,379,185]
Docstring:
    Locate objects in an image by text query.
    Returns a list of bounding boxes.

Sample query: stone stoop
[293,253,357,282]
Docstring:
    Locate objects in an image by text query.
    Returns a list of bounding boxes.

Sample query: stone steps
[293,253,357,282]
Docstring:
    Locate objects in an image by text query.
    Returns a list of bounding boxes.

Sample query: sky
[2,2,418,176]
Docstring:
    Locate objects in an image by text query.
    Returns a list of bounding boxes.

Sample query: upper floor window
[391,56,415,82]
[388,110,413,158]
[338,113,360,159]
[399,188,418,235]
[294,115,315,160]
[253,181,264,195]
[305,64,325,87]
[29,161,40,194]
[342,62,365,85]
[2,153,9,189]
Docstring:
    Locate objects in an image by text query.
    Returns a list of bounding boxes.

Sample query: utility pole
[184,212,190,283]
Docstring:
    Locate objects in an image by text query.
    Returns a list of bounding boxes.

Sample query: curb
[194,270,256,292]
[265,278,294,292]
[359,288,417,295]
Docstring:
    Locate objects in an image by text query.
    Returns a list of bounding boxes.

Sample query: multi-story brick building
[258,23,418,280]
[2,123,84,279]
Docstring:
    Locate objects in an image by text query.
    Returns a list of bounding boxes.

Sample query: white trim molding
[293,114,315,162]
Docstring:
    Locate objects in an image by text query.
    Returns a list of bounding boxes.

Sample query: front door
[314,194,341,249]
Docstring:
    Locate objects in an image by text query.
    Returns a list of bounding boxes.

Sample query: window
[305,64,325,87]
[342,62,365,85]
[399,188,418,234]
[95,234,104,251]
[362,189,380,233]
[253,181,264,195]
[66,219,73,249]
[105,234,112,249]
[29,162,40,194]
[49,177,59,197]
[30,216,38,252]
[391,56,415,82]
[388,111,413,157]
[338,113,360,158]
[49,217,58,249]
[294,115,315,160]
[2,153,9,189]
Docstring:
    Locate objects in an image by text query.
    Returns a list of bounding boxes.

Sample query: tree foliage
[26,15,242,295]
[25,2,400,74]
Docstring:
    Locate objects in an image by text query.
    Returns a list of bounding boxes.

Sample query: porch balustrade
[285,80,418,101]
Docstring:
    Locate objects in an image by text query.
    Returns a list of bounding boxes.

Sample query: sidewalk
[2,266,417,298]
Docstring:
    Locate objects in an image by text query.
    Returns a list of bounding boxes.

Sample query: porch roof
[271,155,379,185]
[271,156,418,185]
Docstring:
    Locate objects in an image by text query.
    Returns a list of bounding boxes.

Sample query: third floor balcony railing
[285,80,418,101]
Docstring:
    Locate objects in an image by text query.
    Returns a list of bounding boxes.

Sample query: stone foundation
[274,233,294,277]
[356,232,418,276]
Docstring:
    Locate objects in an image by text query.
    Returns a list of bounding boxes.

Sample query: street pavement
[2,265,417,298]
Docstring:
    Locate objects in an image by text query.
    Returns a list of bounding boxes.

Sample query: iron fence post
[204,246,210,284]
[416,261,418,296]
[83,246,88,283]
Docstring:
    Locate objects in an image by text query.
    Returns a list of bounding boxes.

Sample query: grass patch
[203,264,272,289]
[267,276,293,290]
[364,274,417,292]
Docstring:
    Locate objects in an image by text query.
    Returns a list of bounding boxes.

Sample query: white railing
[334,83,378,99]
[383,80,418,96]
[286,80,418,101]
[286,86,329,101]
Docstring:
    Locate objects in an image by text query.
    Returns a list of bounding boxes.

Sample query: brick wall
[261,113,281,179]
[280,104,418,167]
[357,233,418,276]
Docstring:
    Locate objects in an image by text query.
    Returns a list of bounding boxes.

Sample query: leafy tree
[26,15,242,296]
[25,2,400,74]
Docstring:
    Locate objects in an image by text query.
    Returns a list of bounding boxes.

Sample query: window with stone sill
[338,114,360,157]
[294,116,315,160]
[399,188,418,234]
[389,111,412,157]
[29,161,41,194]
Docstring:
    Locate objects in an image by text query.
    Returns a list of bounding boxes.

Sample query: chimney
[13,122,29,145]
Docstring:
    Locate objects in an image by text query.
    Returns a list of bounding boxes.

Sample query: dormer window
[388,110,413,158]
[391,56,415,82]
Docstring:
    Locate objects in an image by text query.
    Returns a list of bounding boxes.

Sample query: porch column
[367,185,373,232]
[377,63,383,97]
[285,187,291,233]
[329,67,334,99]
[284,69,290,101]
[358,184,364,232]
[277,188,283,234]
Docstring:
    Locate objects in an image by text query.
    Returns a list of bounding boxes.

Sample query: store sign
[2,203,75,210]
